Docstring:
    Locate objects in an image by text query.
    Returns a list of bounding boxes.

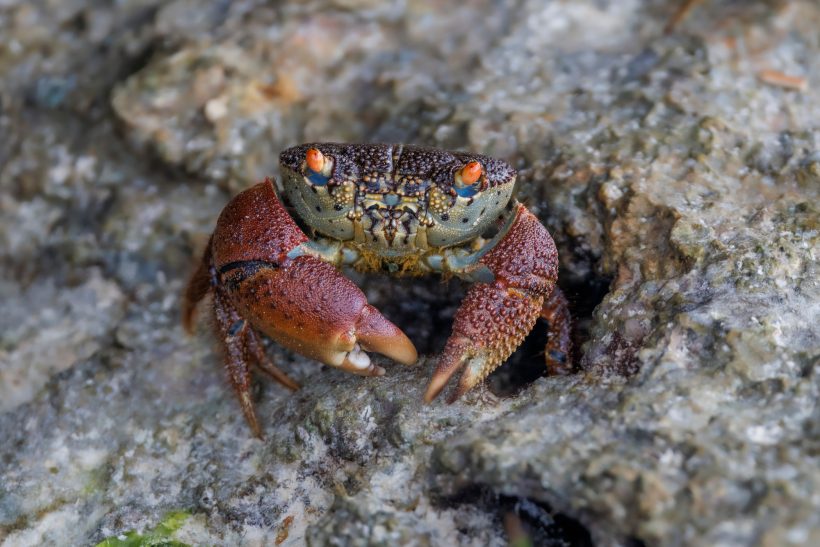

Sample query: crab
[183,143,572,436]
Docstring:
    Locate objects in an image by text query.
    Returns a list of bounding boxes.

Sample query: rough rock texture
[1,0,818,546]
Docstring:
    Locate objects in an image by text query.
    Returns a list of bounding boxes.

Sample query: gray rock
[1,0,818,546]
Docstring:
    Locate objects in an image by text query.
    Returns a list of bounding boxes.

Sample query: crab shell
[278,143,516,259]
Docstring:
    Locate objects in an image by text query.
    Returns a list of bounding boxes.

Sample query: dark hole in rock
[499,495,594,547]
[561,273,613,352]
[434,487,595,547]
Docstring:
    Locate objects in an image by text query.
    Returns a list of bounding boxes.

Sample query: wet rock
[1,0,818,546]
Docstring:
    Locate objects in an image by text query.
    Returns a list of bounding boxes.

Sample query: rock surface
[1,0,818,545]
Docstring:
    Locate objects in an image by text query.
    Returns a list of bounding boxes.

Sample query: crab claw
[423,283,543,403]
[224,255,417,376]
[422,336,473,403]
[331,303,419,376]
[423,204,571,403]
[189,180,420,436]
[346,303,419,370]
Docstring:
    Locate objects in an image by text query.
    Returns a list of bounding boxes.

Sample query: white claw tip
[346,344,372,370]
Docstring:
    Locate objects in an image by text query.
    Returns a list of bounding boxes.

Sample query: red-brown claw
[187,181,420,436]
[333,303,416,376]
[426,344,499,404]
[423,337,471,403]
[354,304,418,366]
[227,255,418,376]
[423,204,560,403]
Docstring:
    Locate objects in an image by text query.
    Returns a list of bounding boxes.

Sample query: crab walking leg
[424,204,562,403]
[181,236,213,334]
[212,287,263,437]
[245,327,300,391]
[541,286,573,376]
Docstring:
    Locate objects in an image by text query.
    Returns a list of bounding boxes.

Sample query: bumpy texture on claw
[423,204,570,403]
[184,180,417,435]
[223,256,417,375]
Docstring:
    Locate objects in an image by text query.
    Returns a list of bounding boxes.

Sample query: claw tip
[355,305,418,366]
[422,377,447,403]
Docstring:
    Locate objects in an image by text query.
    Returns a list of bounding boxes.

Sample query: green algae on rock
[95,511,191,547]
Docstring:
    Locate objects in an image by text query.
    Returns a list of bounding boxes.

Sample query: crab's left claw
[423,282,545,403]
[423,204,572,403]
[188,180,419,437]
[354,303,420,366]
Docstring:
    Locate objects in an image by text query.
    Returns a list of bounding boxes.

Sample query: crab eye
[306,148,324,172]
[304,148,333,186]
[454,161,483,197]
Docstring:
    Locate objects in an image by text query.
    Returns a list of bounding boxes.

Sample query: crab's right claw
[423,204,571,403]
[224,254,418,376]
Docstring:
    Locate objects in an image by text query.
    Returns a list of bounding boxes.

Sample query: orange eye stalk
[459,161,483,185]
[454,161,484,197]
[306,148,325,173]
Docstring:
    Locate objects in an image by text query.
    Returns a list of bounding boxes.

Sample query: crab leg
[245,327,300,390]
[542,286,573,376]
[423,204,571,403]
[212,287,262,437]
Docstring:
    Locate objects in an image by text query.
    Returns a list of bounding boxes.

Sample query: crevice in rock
[433,487,596,547]
[561,274,613,355]
[499,495,595,547]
